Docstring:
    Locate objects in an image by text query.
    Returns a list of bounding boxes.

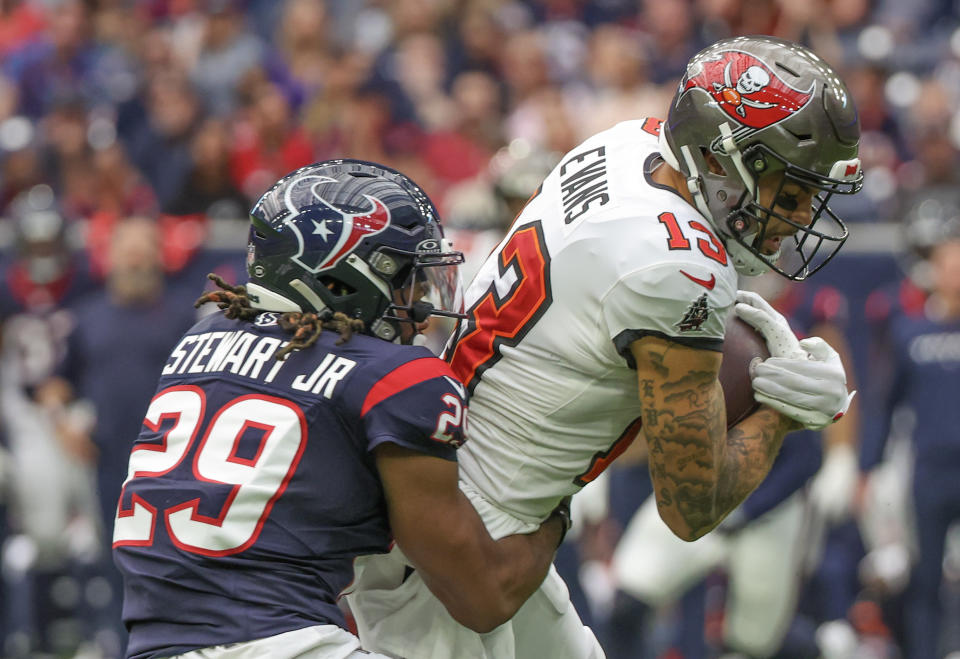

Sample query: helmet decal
[680,50,813,132]
[282,175,391,274]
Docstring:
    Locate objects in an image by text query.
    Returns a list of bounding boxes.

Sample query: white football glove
[734,290,855,430]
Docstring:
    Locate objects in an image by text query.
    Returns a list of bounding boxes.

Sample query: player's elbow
[656,503,715,542]
[442,595,515,633]
[662,518,702,542]
[458,610,510,634]
[434,567,525,632]
[674,525,710,542]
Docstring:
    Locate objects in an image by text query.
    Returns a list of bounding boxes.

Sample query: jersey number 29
[112,386,307,556]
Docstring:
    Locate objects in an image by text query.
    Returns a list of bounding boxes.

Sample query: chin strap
[717,122,756,199]
[658,128,682,170]
[246,282,306,312]
[658,129,715,224]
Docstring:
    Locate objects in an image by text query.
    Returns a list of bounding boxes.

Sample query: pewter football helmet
[660,36,863,280]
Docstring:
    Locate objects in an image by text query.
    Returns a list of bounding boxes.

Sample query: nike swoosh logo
[680,270,716,290]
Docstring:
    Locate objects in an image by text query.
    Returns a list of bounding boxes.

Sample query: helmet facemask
[718,141,861,280]
[662,119,861,281]
[370,236,466,343]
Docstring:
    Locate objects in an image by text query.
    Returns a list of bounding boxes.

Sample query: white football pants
[172,624,391,659]
[613,492,811,658]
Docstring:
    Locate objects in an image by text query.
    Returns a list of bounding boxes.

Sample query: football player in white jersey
[347,36,863,659]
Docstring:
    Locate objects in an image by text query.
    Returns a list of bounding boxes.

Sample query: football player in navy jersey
[860,224,960,659]
[111,160,569,659]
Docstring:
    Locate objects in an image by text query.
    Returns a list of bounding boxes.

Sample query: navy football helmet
[246,160,465,342]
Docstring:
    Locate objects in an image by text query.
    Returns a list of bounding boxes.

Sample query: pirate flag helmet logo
[681,50,813,131]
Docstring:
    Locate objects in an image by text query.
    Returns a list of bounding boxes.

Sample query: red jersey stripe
[361,358,458,416]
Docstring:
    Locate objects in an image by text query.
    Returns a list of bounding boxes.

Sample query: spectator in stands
[303,49,376,157]
[38,217,199,655]
[0,133,43,213]
[0,0,46,59]
[188,0,264,117]
[501,28,555,128]
[639,0,704,84]
[165,117,249,219]
[3,0,104,119]
[419,68,503,205]
[576,23,671,140]
[64,143,158,276]
[229,78,314,201]
[860,213,960,659]
[265,0,330,105]
[38,96,91,200]
[446,1,506,79]
[897,79,960,220]
[121,71,201,210]
[0,187,101,657]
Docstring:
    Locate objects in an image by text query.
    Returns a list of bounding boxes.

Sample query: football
[719,314,770,427]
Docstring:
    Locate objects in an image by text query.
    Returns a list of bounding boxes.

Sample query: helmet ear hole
[393,263,413,287]
[704,151,727,175]
[318,275,355,297]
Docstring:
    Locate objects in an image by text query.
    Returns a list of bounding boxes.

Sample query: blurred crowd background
[2,0,960,657]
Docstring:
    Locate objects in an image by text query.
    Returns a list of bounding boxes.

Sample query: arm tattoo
[639,341,790,538]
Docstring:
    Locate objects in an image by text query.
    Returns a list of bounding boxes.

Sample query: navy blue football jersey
[113,311,467,659]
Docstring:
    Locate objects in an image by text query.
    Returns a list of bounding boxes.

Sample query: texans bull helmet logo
[281,175,391,274]
[680,50,813,131]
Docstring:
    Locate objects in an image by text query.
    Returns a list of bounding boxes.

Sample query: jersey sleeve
[359,356,466,462]
[601,260,734,368]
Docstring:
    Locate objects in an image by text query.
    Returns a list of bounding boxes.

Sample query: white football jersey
[445,119,739,522]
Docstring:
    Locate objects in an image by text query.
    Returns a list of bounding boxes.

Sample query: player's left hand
[735,291,854,430]
[749,336,854,430]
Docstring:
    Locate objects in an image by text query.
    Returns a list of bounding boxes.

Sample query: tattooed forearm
[634,336,794,541]
[714,406,793,517]
[639,340,725,537]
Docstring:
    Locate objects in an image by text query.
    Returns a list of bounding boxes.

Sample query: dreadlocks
[194,274,259,321]
[194,273,365,360]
